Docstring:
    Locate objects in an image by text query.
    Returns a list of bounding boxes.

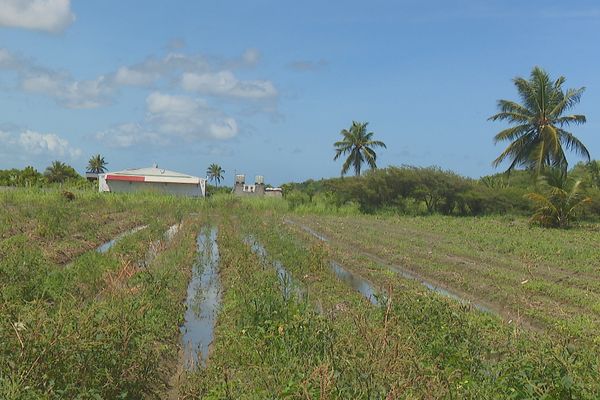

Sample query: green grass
[291,213,600,342]
[0,189,203,399]
[2,192,600,398]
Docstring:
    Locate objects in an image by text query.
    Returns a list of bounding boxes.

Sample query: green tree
[44,161,80,184]
[206,163,225,186]
[489,67,590,176]
[86,154,108,174]
[334,121,386,176]
[525,168,591,228]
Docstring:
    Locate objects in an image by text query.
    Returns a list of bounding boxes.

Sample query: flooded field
[3,191,600,399]
[180,227,221,369]
[96,225,148,253]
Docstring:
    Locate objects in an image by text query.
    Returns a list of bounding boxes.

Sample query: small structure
[233,174,282,197]
[85,172,98,181]
[265,187,283,198]
[99,165,206,197]
[233,174,264,196]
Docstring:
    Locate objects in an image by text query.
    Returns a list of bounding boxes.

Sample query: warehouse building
[99,165,206,197]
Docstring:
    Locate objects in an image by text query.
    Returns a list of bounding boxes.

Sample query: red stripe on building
[106,175,145,182]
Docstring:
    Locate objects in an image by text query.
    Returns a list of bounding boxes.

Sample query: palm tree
[206,163,225,186]
[87,154,108,174]
[333,121,386,176]
[525,168,591,228]
[44,161,79,183]
[489,67,590,176]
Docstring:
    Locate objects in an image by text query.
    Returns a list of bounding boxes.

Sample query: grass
[290,213,600,343]
[2,191,600,398]
[0,189,203,399]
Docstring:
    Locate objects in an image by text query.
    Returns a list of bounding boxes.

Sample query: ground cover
[290,214,600,343]
[179,201,600,398]
[0,190,203,399]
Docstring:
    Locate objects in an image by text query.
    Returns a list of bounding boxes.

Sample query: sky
[0,0,599,185]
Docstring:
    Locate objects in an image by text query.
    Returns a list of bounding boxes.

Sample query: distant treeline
[282,162,600,218]
[0,162,88,188]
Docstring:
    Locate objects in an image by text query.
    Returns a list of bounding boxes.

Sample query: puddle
[286,219,492,313]
[245,235,302,300]
[96,225,148,253]
[284,218,329,242]
[180,227,221,370]
[330,261,379,305]
[143,223,183,265]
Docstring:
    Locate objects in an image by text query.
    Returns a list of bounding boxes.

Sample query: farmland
[2,190,600,399]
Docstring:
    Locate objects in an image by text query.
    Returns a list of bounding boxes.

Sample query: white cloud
[96,92,239,148]
[95,123,165,148]
[181,71,277,99]
[114,66,159,86]
[0,129,81,159]
[0,0,75,32]
[21,73,112,109]
[146,92,238,140]
[242,48,261,66]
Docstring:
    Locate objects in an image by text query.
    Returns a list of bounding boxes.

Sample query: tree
[334,121,386,176]
[44,161,80,184]
[489,67,590,176]
[87,154,108,174]
[525,168,591,228]
[206,163,225,186]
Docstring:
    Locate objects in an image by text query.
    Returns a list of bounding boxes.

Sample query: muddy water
[286,219,492,313]
[329,261,379,305]
[180,227,221,369]
[96,225,148,253]
[245,236,300,300]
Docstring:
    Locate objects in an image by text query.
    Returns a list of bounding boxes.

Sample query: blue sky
[0,0,599,185]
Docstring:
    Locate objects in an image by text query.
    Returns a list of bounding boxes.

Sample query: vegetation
[206,163,225,186]
[2,191,600,398]
[333,121,386,176]
[0,190,202,398]
[44,160,81,184]
[490,66,590,175]
[86,154,108,174]
[525,168,591,228]
[0,166,44,187]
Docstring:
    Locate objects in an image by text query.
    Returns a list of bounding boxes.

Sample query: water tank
[235,174,245,184]
[255,175,264,185]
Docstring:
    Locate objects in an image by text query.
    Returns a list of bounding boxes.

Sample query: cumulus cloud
[146,92,238,140]
[96,92,238,148]
[95,123,166,148]
[114,66,159,86]
[0,0,75,32]
[242,48,261,66]
[0,129,81,159]
[21,72,112,109]
[181,71,277,99]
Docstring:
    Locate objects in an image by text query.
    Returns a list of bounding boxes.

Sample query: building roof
[103,166,204,184]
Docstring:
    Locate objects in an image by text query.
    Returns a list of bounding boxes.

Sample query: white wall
[104,180,205,197]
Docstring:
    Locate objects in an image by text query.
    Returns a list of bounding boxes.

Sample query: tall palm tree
[206,163,225,186]
[87,154,108,174]
[334,121,386,176]
[489,67,590,176]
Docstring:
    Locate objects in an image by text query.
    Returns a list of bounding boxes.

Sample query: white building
[99,166,206,197]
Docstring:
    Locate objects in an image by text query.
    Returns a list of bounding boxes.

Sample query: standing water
[245,235,301,300]
[329,261,379,305]
[180,227,221,369]
[96,225,148,253]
